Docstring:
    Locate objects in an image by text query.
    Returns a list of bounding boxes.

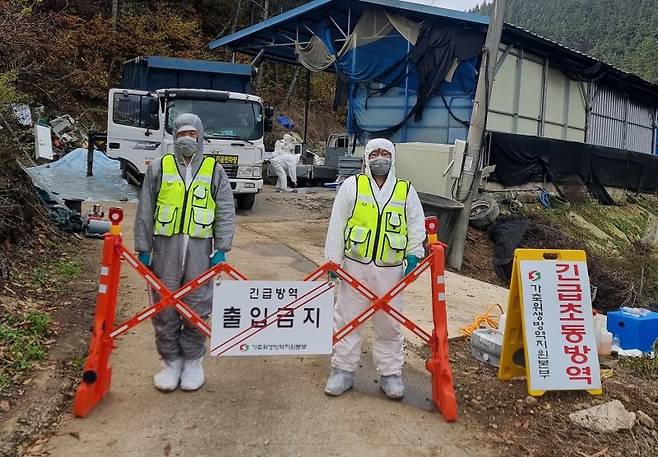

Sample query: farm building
[210,0,658,156]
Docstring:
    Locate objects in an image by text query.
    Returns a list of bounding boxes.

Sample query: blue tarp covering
[331,21,479,142]
[315,20,411,84]
[25,149,140,202]
[347,69,478,142]
[276,114,296,130]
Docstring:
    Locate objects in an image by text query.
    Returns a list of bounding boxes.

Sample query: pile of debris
[14,104,88,162]
[3,102,139,239]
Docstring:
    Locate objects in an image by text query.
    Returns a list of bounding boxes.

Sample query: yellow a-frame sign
[499,249,602,396]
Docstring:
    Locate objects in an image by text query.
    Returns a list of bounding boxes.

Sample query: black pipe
[303,69,311,145]
[87,131,95,177]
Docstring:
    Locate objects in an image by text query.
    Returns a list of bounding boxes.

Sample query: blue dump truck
[106,56,273,210]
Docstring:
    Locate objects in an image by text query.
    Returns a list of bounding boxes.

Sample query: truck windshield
[166,98,263,141]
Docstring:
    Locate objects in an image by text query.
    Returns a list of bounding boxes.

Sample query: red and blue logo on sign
[528,271,541,282]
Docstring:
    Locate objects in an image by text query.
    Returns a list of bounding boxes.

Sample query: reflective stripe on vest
[344,174,410,267]
[154,154,217,238]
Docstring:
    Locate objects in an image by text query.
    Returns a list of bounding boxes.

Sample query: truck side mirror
[264,105,274,132]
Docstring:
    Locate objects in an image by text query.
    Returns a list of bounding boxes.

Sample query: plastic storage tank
[395,142,455,198]
[395,142,463,244]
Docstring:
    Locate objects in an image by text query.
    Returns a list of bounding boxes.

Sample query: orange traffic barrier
[74,211,457,422]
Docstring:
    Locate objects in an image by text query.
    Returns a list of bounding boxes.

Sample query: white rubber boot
[153,358,183,392]
[380,374,404,400]
[180,357,205,391]
[324,368,354,396]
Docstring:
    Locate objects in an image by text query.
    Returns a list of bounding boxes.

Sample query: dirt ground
[459,197,658,312]
[2,188,506,457]
[0,237,104,457]
[450,337,658,457]
[2,187,657,457]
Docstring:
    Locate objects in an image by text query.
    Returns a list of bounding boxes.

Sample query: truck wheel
[124,161,144,186]
[236,194,256,210]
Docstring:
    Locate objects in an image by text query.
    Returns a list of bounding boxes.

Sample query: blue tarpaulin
[25,148,139,202]
[276,114,296,130]
[301,13,482,141]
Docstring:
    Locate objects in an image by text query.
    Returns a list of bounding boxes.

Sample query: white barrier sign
[519,261,601,393]
[210,281,334,357]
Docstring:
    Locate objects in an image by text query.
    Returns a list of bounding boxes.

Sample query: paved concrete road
[42,192,503,457]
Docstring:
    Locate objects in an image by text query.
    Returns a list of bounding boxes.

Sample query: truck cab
[105,56,270,210]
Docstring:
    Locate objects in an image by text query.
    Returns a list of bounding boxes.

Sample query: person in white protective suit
[270,133,300,192]
[324,138,426,399]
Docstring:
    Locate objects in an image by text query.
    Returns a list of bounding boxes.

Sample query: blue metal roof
[209,0,335,50]
[208,0,489,61]
[358,0,488,25]
[127,56,253,76]
[207,0,658,99]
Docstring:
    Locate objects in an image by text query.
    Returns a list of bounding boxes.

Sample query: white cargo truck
[105,56,272,210]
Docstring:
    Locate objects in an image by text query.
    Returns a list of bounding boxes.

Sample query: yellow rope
[459,304,505,336]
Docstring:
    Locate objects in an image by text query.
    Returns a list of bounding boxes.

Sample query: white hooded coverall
[324,138,426,376]
[270,134,300,190]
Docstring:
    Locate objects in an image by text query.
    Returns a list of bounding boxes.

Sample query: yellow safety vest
[344,174,410,267]
[154,154,217,238]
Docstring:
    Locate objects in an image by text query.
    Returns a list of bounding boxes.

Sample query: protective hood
[363,138,396,178]
[173,113,204,163]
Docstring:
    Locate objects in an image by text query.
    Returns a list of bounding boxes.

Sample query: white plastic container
[498,313,506,336]
[593,313,612,355]
[471,328,504,367]
[597,329,613,356]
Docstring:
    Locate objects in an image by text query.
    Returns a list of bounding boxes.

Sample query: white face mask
[370,157,392,176]
[175,136,197,157]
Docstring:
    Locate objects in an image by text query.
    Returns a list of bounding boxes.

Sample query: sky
[402,0,483,12]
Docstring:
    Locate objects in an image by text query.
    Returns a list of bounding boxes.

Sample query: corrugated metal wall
[488,47,587,142]
[352,44,658,154]
[587,83,657,154]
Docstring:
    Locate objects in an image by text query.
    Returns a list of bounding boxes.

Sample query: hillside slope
[1,0,343,148]
[473,0,658,83]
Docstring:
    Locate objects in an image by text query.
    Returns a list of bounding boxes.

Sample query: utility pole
[447,0,507,269]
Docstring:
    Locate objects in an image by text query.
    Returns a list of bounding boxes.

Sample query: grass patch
[71,355,86,371]
[54,260,82,281]
[0,311,51,393]
[29,259,83,288]
[31,265,49,287]
[619,344,658,380]
[521,202,658,310]
[628,194,658,216]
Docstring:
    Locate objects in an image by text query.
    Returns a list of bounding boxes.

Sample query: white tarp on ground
[25,148,139,202]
